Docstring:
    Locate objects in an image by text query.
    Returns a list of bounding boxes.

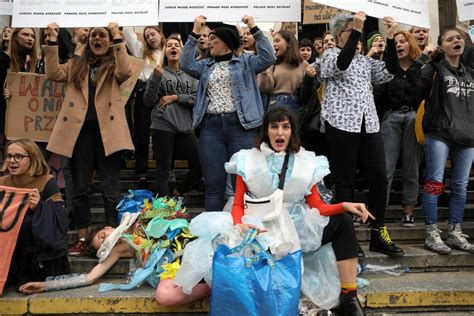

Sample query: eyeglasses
[341,28,354,33]
[6,153,30,163]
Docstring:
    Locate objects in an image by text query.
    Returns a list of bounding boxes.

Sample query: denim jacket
[180,29,276,129]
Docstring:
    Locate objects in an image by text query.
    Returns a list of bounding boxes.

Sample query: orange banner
[0,186,31,296]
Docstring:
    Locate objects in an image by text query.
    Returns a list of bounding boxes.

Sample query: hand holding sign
[423,44,438,58]
[28,189,40,210]
[353,11,366,33]
[46,23,59,42]
[193,15,207,34]
[241,15,256,29]
[383,16,398,40]
[108,22,122,41]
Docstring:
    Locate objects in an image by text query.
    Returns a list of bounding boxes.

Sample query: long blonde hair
[143,26,165,63]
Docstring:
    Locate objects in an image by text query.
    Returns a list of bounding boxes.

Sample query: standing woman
[267,30,308,112]
[299,38,317,64]
[123,26,165,187]
[1,28,38,142]
[417,28,474,254]
[180,15,275,212]
[195,25,211,60]
[320,13,404,256]
[366,31,386,60]
[377,31,424,227]
[44,22,135,256]
[143,34,201,197]
[1,139,69,289]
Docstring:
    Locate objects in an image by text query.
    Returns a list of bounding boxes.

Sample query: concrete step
[0,283,208,315]
[68,241,474,280]
[355,222,474,243]
[2,272,474,315]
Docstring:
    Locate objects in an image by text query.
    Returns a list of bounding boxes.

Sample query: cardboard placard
[5,72,65,143]
[303,0,350,25]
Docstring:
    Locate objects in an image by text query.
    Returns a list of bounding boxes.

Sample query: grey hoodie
[143,66,197,133]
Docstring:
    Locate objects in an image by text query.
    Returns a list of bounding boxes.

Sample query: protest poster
[5,72,65,143]
[12,0,159,28]
[0,0,12,16]
[456,0,474,22]
[0,186,31,296]
[159,0,301,22]
[312,0,430,29]
[303,0,350,25]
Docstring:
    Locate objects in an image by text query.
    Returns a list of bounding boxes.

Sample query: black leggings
[321,213,358,261]
[325,121,388,227]
[151,129,202,196]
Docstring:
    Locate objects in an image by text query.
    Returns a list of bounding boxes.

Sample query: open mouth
[378,43,384,48]
[275,138,285,146]
[397,48,405,54]
[8,165,18,172]
[93,42,102,48]
[170,50,177,56]
[453,44,462,50]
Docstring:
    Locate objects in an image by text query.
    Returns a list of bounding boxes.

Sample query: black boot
[339,291,364,316]
[369,226,404,257]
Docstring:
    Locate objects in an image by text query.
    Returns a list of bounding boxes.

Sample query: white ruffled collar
[259,142,287,157]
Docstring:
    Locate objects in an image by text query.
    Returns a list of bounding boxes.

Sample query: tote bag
[210,229,302,316]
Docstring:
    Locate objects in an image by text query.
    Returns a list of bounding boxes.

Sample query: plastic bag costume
[98,196,194,292]
[174,143,340,309]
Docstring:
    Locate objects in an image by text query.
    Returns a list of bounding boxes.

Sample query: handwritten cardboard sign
[5,72,65,143]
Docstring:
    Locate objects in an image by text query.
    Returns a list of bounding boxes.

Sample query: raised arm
[243,16,276,73]
[180,16,208,79]
[44,22,70,82]
[122,27,144,58]
[109,22,132,83]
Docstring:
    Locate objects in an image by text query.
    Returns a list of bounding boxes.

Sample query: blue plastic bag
[210,229,302,316]
[116,189,154,223]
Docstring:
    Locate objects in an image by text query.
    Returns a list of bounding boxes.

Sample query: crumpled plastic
[99,247,174,292]
[116,189,154,223]
[290,204,329,253]
[173,212,234,294]
[160,261,181,280]
[145,217,188,239]
[301,243,340,310]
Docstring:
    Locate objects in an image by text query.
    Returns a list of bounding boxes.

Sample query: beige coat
[44,43,136,158]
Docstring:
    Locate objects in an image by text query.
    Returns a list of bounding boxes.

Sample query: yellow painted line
[366,291,474,308]
[0,299,28,314]
[29,297,209,314]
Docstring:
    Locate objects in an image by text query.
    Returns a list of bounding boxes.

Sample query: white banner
[159,0,301,22]
[456,0,474,22]
[0,0,12,16]
[12,0,159,28]
[312,0,430,29]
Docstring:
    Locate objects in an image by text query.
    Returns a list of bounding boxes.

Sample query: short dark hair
[255,107,301,153]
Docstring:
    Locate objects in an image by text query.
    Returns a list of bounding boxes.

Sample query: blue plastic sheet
[210,229,302,316]
[116,189,154,223]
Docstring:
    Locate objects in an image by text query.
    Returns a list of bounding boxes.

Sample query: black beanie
[210,27,241,51]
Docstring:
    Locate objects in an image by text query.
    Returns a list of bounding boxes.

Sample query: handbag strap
[278,153,290,190]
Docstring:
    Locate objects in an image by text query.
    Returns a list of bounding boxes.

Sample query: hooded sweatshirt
[143,66,197,133]
[417,58,474,147]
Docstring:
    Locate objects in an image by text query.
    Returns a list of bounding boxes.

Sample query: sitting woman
[2,139,69,290]
[156,107,372,315]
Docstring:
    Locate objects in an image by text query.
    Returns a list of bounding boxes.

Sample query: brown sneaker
[68,239,87,256]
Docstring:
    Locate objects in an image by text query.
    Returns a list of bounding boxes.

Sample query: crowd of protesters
[0,10,473,315]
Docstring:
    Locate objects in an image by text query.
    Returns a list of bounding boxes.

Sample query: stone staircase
[1,160,473,315]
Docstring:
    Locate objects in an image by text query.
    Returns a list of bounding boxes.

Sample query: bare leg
[337,258,357,284]
[404,204,415,216]
[155,279,211,306]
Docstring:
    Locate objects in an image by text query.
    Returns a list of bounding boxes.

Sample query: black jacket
[416,58,474,147]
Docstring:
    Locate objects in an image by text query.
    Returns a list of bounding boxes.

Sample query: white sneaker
[446,223,474,253]
[424,224,451,254]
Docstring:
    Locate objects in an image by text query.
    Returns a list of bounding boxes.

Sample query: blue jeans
[199,113,258,211]
[381,111,422,206]
[422,137,474,225]
[268,94,300,112]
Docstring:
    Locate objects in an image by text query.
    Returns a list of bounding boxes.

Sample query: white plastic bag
[173,212,234,294]
[291,205,329,252]
[301,244,340,310]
